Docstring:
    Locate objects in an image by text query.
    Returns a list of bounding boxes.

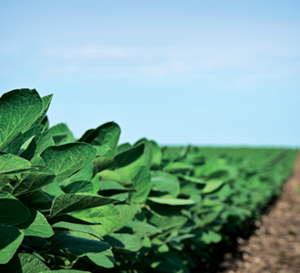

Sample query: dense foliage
[0,89,297,273]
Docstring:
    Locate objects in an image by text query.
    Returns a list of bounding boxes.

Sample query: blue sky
[1,0,300,146]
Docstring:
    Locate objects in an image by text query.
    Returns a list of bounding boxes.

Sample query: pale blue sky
[1,0,300,146]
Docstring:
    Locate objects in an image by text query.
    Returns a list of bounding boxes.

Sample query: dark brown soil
[220,153,300,273]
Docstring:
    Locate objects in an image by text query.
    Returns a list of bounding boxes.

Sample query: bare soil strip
[221,153,300,273]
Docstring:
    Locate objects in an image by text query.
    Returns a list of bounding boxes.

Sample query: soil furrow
[221,153,300,273]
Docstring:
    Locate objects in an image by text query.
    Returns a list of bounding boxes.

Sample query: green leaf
[5,253,50,272]
[148,197,195,206]
[111,204,141,232]
[116,142,132,154]
[52,222,102,239]
[0,153,31,175]
[149,140,162,168]
[0,174,18,191]
[92,156,118,173]
[2,132,24,155]
[11,170,56,197]
[25,129,55,161]
[178,174,206,184]
[93,145,111,157]
[124,221,162,237]
[86,249,115,268]
[42,179,65,199]
[97,180,131,200]
[17,209,54,238]
[22,93,53,133]
[114,143,144,168]
[62,181,94,194]
[112,144,145,185]
[50,193,117,217]
[201,230,222,244]
[18,189,53,210]
[49,123,75,144]
[163,162,194,174]
[104,233,143,252]
[51,234,110,255]
[0,89,43,152]
[41,143,97,183]
[201,180,224,194]
[149,215,187,231]
[0,191,30,225]
[78,122,121,159]
[131,166,151,204]
[0,226,24,264]
[69,204,119,236]
[151,171,180,198]
[134,138,152,167]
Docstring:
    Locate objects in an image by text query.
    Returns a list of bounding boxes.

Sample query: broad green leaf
[124,221,162,237]
[62,163,93,185]
[116,142,132,154]
[163,162,194,174]
[52,222,101,239]
[62,181,94,194]
[41,143,97,183]
[93,145,111,157]
[148,197,195,206]
[113,144,145,185]
[49,123,75,144]
[18,189,52,210]
[201,230,222,244]
[104,233,143,252]
[70,204,119,236]
[0,89,43,152]
[200,206,223,226]
[98,180,131,200]
[87,249,115,268]
[0,153,31,175]
[22,93,53,133]
[17,209,54,238]
[178,174,206,184]
[11,171,56,197]
[25,129,55,161]
[78,122,121,159]
[151,171,180,198]
[0,174,18,191]
[92,156,118,173]
[50,193,117,217]
[114,143,144,168]
[42,179,65,199]
[149,140,162,168]
[149,215,187,231]
[131,166,151,204]
[97,169,129,185]
[201,180,224,194]
[60,164,93,193]
[51,234,110,255]
[30,156,45,166]
[111,204,141,232]
[134,138,152,167]
[0,191,30,225]
[0,226,24,264]
[5,253,50,272]
[2,132,24,155]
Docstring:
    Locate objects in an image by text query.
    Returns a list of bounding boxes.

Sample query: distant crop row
[0,89,297,273]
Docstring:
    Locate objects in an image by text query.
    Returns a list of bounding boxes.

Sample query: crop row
[0,89,297,273]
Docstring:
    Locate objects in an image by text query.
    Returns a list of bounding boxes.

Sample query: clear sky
[1,0,300,146]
